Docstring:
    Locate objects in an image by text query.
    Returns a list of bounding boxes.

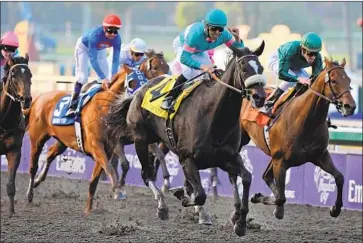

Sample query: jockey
[108,37,148,79]
[1,31,20,86]
[160,8,244,112]
[259,32,323,115]
[66,13,122,116]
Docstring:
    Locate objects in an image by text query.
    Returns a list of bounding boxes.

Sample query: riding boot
[259,87,284,116]
[65,82,83,116]
[160,74,187,112]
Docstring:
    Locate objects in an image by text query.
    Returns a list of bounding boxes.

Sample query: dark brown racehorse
[236,57,356,220]
[106,42,267,237]
[25,50,168,215]
[0,54,32,217]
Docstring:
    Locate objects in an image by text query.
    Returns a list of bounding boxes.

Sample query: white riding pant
[74,37,109,85]
[171,36,212,79]
[267,51,309,91]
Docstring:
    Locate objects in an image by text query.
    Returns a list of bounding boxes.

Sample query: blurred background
[1,1,362,152]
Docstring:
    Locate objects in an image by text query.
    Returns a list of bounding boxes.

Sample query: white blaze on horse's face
[248,60,259,74]
[21,68,25,73]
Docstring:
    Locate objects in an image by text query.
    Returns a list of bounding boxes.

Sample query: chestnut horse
[25,50,169,215]
[236,57,356,220]
[0,54,32,217]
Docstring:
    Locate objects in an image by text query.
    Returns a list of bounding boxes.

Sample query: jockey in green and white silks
[160,8,245,112]
[260,32,324,115]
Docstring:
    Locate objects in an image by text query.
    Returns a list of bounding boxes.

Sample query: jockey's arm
[111,35,121,77]
[278,56,299,82]
[180,44,202,70]
[311,54,323,77]
[223,31,245,50]
[88,39,107,80]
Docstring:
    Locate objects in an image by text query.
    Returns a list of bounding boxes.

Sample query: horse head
[140,49,170,79]
[224,40,267,108]
[3,53,32,109]
[311,57,356,117]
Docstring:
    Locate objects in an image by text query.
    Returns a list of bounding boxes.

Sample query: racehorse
[102,50,170,191]
[238,57,356,220]
[25,50,168,215]
[0,54,32,217]
[106,42,267,237]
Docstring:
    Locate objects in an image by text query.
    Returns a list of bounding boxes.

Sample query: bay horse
[25,50,169,215]
[0,54,32,217]
[237,57,356,220]
[106,42,267,236]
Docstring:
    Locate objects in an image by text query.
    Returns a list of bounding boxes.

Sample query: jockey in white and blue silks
[66,13,122,116]
[1,31,20,87]
[160,8,245,112]
[107,37,148,79]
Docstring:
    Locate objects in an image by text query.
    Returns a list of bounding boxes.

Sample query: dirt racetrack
[1,172,362,243]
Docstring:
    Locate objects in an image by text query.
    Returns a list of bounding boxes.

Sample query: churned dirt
[1,172,362,243]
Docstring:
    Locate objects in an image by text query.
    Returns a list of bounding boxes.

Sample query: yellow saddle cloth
[141,74,202,120]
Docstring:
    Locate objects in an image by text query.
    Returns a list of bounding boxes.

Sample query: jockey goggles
[2,45,17,53]
[105,27,119,35]
[302,48,318,57]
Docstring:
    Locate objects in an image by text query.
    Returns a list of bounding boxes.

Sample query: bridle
[309,65,351,112]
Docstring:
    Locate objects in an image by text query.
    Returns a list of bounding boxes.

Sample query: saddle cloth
[141,75,202,120]
[52,83,101,126]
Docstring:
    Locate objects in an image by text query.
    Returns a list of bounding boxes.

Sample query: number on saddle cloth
[52,83,102,125]
[125,69,148,96]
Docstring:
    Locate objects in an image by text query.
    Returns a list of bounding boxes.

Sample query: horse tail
[105,95,133,151]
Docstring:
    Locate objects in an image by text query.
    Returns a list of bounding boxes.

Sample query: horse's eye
[331,80,337,84]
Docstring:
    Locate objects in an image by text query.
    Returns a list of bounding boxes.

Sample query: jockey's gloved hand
[201,64,215,74]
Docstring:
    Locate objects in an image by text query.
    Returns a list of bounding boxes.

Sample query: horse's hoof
[114,191,127,200]
[8,212,15,218]
[273,205,284,220]
[230,212,240,226]
[250,193,263,204]
[330,206,341,218]
[233,223,247,237]
[26,193,33,204]
[199,214,212,225]
[84,209,91,217]
[157,207,169,221]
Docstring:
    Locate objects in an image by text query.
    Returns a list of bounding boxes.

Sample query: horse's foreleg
[135,139,168,220]
[251,160,277,205]
[149,143,170,193]
[181,157,206,207]
[34,141,66,188]
[312,149,344,218]
[5,148,22,217]
[115,144,128,199]
[272,159,287,220]
[91,143,122,201]
[228,173,241,225]
[84,163,102,215]
[27,135,49,204]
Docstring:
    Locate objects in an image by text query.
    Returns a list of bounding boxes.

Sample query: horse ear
[340,58,346,67]
[25,53,29,62]
[145,49,154,58]
[324,56,331,68]
[253,40,265,57]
